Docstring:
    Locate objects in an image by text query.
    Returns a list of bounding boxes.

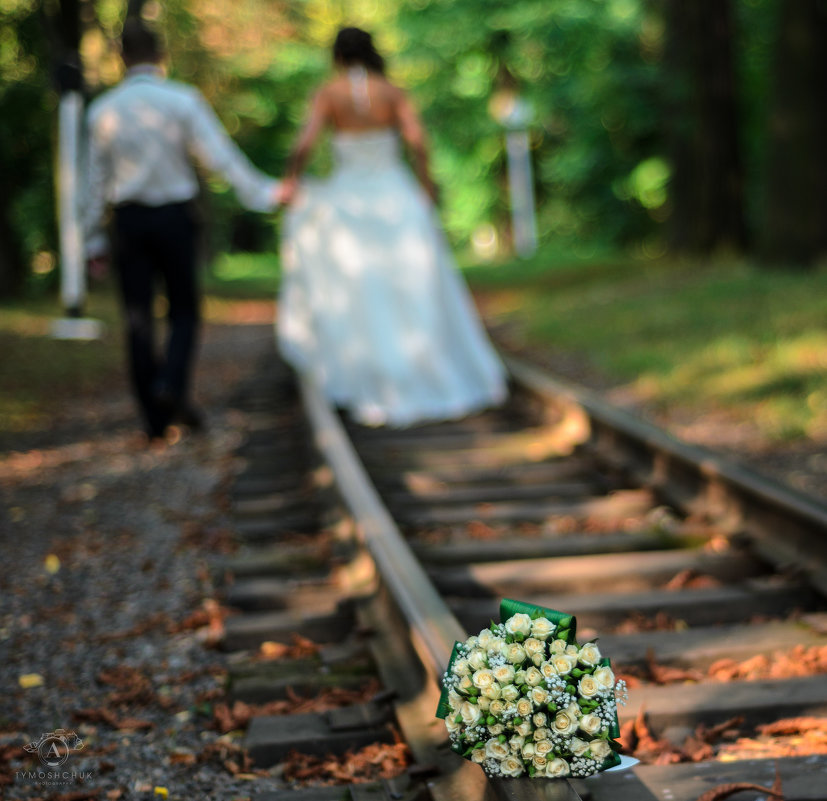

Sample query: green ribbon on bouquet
[436,599,578,720]
[498,598,577,644]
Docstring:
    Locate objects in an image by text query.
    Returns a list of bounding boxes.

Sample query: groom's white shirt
[84,65,279,257]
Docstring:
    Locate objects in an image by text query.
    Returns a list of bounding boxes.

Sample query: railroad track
[217,346,827,801]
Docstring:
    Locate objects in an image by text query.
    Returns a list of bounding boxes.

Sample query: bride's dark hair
[333,27,385,74]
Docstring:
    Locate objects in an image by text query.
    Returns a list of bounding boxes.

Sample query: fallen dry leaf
[694,781,783,801]
[664,568,721,591]
[757,716,827,736]
[283,735,410,786]
[646,649,705,684]
[72,708,153,731]
[212,680,382,733]
[255,633,322,662]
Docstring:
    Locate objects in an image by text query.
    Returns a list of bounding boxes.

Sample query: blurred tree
[663,0,746,254]
[396,0,664,254]
[758,0,827,266]
[0,0,59,297]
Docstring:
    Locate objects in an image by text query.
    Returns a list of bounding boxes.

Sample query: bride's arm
[395,90,439,204]
[281,89,331,203]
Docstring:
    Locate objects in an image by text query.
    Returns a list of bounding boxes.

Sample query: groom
[84,19,282,441]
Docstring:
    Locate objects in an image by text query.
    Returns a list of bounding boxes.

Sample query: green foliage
[397,0,665,248]
[0,0,59,285]
[474,250,827,442]
[0,0,795,295]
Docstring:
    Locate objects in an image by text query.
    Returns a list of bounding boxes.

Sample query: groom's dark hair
[120,18,163,66]
[333,27,385,74]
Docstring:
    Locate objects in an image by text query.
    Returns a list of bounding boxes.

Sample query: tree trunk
[664,0,746,254]
[0,194,25,297]
[758,0,827,266]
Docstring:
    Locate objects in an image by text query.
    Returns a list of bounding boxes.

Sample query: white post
[52,89,103,340]
[490,93,538,259]
[58,89,85,315]
[505,126,538,258]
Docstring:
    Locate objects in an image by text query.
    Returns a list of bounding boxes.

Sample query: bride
[277,27,508,427]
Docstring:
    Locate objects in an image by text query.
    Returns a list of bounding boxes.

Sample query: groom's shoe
[174,403,205,432]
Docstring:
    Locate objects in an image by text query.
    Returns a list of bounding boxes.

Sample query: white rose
[488,636,506,655]
[460,701,483,727]
[566,644,579,656]
[482,683,501,700]
[553,710,579,736]
[488,723,505,736]
[459,675,474,692]
[452,658,471,677]
[569,736,590,756]
[531,617,556,640]
[505,613,533,638]
[472,669,496,690]
[532,754,548,772]
[493,664,515,685]
[539,660,557,679]
[484,738,510,761]
[489,699,506,718]
[516,697,534,718]
[551,653,576,675]
[532,712,547,728]
[549,639,568,654]
[509,735,525,752]
[514,669,527,686]
[501,683,520,702]
[578,643,601,667]
[534,738,553,757]
[445,715,460,734]
[504,643,527,665]
[448,690,463,708]
[468,648,488,671]
[515,719,533,737]
[478,696,491,711]
[594,665,615,691]
[590,739,612,761]
[470,747,486,763]
[501,754,525,777]
[579,714,604,736]
[530,686,549,707]
[532,652,545,667]
[547,757,571,778]
[578,675,600,698]
[476,629,493,649]
[533,727,551,742]
[523,637,545,660]
[521,742,536,759]
[524,666,544,686]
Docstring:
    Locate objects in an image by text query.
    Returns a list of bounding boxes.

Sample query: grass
[0,292,124,444]
[467,249,827,442]
[2,248,825,447]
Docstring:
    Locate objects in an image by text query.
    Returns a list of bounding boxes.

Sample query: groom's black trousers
[113,201,200,438]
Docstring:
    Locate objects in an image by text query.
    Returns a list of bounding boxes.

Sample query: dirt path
[0,310,285,800]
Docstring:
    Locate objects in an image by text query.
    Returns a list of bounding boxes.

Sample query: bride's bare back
[283,67,437,203]
[322,70,402,131]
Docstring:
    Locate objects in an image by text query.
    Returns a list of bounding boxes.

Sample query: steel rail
[506,355,827,593]
[299,373,582,801]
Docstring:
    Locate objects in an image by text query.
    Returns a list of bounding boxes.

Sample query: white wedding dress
[277,128,508,427]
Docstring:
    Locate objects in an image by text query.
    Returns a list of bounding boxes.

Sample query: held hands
[276,177,300,207]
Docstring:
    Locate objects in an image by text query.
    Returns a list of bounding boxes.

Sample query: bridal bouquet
[436,599,627,779]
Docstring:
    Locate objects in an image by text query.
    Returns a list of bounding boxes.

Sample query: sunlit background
[1,0,826,456]
[7,0,822,275]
